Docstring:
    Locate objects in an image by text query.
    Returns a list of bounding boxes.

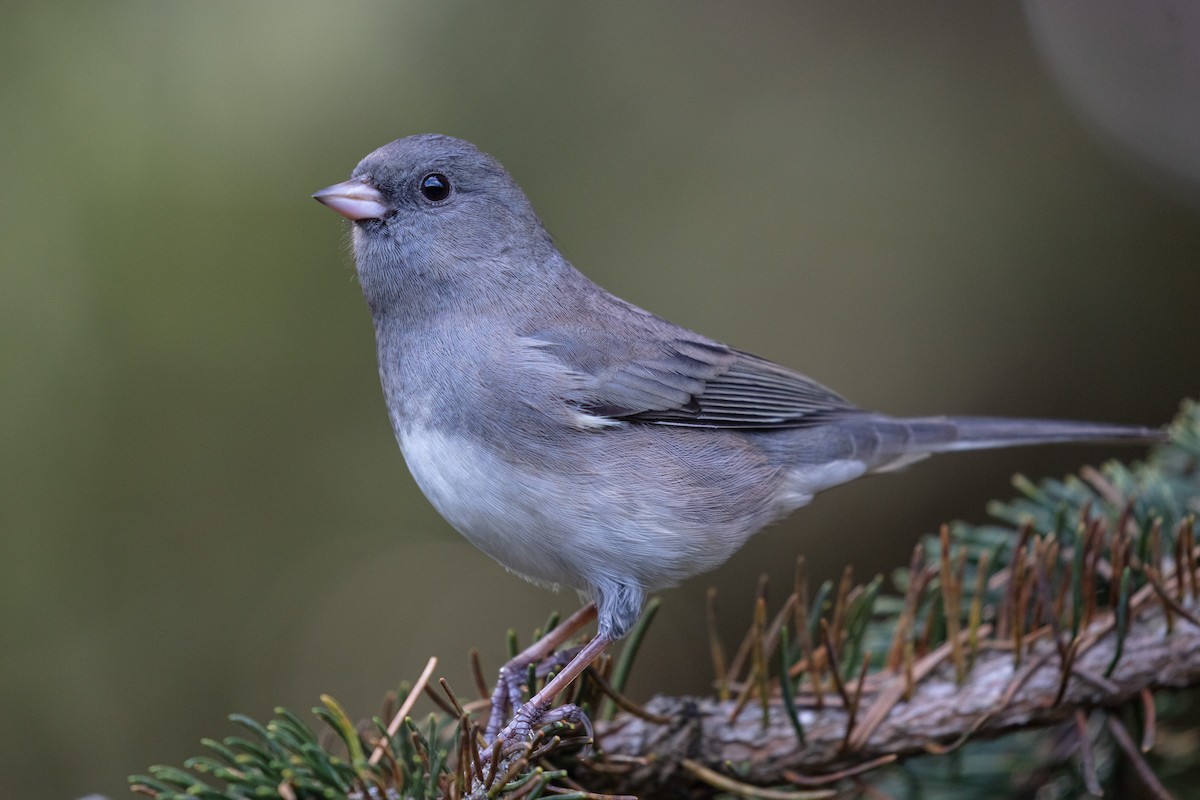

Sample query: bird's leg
[495,633,612,748]
[485,603,598,741]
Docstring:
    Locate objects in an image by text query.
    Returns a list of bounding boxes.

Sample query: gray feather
[316,133,1163,643]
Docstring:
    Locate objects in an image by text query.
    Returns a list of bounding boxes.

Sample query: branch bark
[583,597,1200,795]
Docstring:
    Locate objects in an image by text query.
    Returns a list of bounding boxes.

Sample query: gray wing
[523,326,862,429]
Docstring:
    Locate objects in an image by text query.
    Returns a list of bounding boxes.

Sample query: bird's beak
[312,178,390,221]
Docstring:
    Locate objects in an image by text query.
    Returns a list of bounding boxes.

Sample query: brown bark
[583,598,1200,795]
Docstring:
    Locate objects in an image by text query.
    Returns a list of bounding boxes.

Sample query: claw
[541,704,595,758]
[480,606,612,759]
[498,701,594,759]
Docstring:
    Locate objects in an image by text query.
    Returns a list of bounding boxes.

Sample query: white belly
[398,425,589,590]
[396,422,871,596]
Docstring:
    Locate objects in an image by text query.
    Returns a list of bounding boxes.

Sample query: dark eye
[419,173,452,202]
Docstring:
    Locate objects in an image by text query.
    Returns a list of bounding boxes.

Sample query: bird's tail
[839,415,1164,473]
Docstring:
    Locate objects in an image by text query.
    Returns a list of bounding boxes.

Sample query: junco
[314,134,1160,745]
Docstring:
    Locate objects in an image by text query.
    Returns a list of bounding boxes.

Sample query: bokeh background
[3,3,1198,798]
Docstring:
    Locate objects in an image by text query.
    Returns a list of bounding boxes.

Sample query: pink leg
[496,633,612,746]
[485,603,598,741]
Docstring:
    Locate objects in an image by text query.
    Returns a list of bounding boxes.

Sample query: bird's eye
[419,173,452,202]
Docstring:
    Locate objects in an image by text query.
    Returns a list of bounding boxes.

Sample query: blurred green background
[3,3,1197,798]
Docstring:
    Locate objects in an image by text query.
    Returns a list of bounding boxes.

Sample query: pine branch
[579,399,1200,796]
[586,584,1200,792]
[130,400,1200,799]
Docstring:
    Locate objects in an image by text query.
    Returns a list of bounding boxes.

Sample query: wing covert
[524,328,860,429]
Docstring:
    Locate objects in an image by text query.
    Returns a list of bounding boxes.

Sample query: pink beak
[312,178,390,221]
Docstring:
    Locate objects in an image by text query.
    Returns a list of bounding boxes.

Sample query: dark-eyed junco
[314,134,1160,745]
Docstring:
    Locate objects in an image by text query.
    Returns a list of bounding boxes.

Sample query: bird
[313,133,1160,747]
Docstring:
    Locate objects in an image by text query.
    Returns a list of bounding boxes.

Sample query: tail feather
[839,415,1164,473]
[902,416,1163,452]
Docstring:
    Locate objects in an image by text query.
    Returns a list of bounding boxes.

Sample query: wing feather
[524,324,861,429]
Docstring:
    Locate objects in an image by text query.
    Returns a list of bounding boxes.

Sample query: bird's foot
[478,605,610,761]
[485,645,582,741]
[495,700,594,757]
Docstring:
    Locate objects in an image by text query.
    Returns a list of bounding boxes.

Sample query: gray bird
[313,134,1159,745]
